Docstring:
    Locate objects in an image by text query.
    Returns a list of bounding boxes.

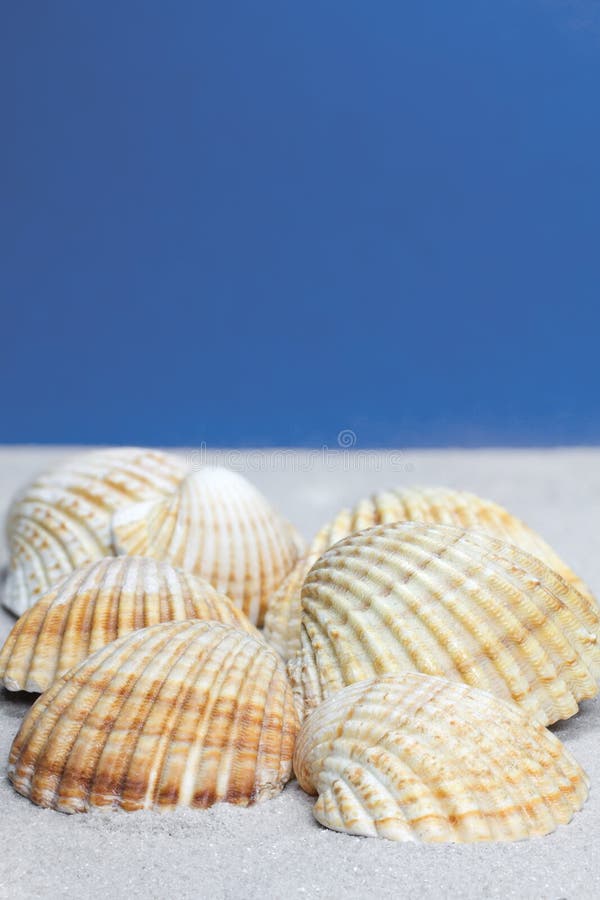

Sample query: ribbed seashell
[288,522,600,724]
[4,447,187,617]
[112,466,304,626]
[294,674,589,843]
[9,620,299,813]
[263,485,593,661]
[0,556,260,694]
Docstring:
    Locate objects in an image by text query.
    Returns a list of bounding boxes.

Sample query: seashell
[0,556,260,694]
[288,522,600,724]
[4,447,187,617]
[112,466,304,626]
[8,620,299,813]
[264,485,593,661]
[263,520,340,660]
[294,673,589,843]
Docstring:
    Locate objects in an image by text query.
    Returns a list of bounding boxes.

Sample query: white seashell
[264,485,594,661]
[8,620,299,813]
[112,466,304,626]
[294,673,589,843]
[288,522,600,724]
[4,447,187,617]
[0,556,260,693]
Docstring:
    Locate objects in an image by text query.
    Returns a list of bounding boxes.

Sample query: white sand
[1,446,599,900]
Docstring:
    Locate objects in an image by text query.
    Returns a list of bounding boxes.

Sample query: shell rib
[8,620,299,813]
[263,485,593,661]
[4,447,187,617]
[294,674,589,843]
[288,522,600,724]
[0,556,260,694]
[112,466,304,626]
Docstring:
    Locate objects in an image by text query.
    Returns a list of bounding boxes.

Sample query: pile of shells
[0,447,597,843]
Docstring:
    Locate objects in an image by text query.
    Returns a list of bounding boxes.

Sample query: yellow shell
[0,556,260,694]
[287,522,600,724]
[264,485,593,661]
[294,674,589,843]
[9,620,299,813]
[4,447,187,617]
[112,466,304,626]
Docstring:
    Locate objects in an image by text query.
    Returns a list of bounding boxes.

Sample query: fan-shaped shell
[288,522,600,724]
[9,620,299,813]
[112,466,304,626]
[0,556,260,693]
[264,485,593,661]
[294,674,588,843]
[4,447,187,617]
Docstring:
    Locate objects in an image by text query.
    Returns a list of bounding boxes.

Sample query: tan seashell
[112,466,304,626]
[9,620,299,813]
[264,485,594,661]
[0,556,260,694]
[4,447,187,617]
[294,673,589,843]
[288,522,600,724]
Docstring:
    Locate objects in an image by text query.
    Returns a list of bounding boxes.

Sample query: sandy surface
[1,446,600,900]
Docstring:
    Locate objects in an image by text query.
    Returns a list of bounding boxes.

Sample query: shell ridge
[141,630,227,807]
[11,516,73,576]
[8,633,140,792]
[254,651,294,797]
[145,494,178,559]
[217,478,252,617]
[263,558,311,659]
[295,675,589,843]
[309,557,467,682]
[94,623,212,810]
[213,638,275,804]
[84,559,120,660]
[23,586,73,692]
[302,580,395,682]
[370,706,538,838]
[111,498,164,556]
[407,544,567,708]
[161,627,253,807]
[21,497,109,561]
[55,623,190,809]
[321,758,413,839]
[0,557,261,694]
[449,536,599,706]
[295,522,599,722]
[237,649,281,800]
[9,518,74,595]
[314,682,495,841]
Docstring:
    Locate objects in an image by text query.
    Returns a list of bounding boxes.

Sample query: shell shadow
[549,698,599,738]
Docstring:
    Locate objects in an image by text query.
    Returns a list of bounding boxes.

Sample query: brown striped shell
[287,522,600,724]
[0,556,260,693]
[8,620,299,813]
[294,674,589,843]
[4,447,187,617]
[263,485,594,661]
[112,466,304,626]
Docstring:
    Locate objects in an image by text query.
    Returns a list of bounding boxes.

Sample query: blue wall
[2,2,599,447]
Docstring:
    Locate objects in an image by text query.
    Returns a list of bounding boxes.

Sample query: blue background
[2,2,599,447]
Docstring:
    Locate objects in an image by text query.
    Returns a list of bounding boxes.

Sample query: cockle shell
[0,556,260,694]
[112,466,304,626]
[294,674,589,843]
[288,522,600,724]
[9,620,299,813]
[263,485,594,661]
[4,447,187,617]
